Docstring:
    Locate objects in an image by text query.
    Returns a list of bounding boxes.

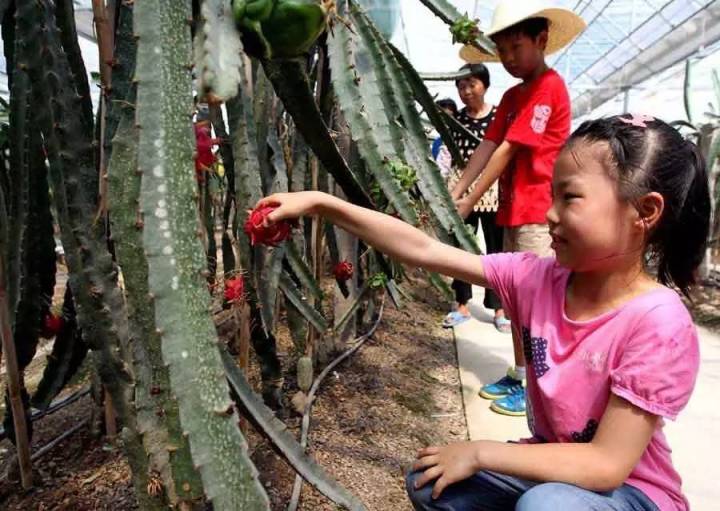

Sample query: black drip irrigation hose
[0,386,91,442]
[287,296,386,511]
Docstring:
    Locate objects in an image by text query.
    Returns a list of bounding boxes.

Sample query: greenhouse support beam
[572,1,720,118]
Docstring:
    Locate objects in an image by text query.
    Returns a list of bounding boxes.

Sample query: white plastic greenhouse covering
[2,0,720,124]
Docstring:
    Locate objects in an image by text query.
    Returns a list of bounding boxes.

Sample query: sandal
[442,311,471,328]
[493,316,512,334]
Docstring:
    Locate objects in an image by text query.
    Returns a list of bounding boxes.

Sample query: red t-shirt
[484,69,570,227]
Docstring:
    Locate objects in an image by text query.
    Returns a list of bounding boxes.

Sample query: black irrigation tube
[0,386,91,441]
[287,296,386,511]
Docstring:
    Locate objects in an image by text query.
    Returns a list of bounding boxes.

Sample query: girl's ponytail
[654,141,711,297]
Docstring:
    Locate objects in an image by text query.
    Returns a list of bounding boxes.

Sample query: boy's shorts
[503,223,552,257]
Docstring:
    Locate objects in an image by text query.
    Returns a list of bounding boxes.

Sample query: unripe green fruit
[261,0,328,58]
[233,0,329,59]
[297,356,314,392]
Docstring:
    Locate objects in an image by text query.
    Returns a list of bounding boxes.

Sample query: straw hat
[460,0,586,63]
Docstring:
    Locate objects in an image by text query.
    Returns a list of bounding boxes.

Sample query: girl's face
[456,77,486,109]
[546,142,642,272]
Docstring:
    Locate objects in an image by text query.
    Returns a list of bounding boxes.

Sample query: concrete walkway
[455,285,720,510]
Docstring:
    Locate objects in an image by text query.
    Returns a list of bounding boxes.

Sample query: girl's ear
[635,192,664,231]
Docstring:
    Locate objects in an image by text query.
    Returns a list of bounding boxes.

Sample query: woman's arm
[258,191,489,287]
[412,394,658,498]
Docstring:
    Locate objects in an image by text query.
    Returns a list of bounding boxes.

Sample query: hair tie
[618,114,655,128]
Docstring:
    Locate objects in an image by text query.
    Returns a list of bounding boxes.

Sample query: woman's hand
[256,191,325,225]
[454,196,475,219]
[411,442,483,499]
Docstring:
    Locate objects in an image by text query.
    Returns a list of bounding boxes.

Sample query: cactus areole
[243,205,294,246]
[232,0,334,58]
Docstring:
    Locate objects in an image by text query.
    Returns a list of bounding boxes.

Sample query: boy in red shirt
[451,1,585,416]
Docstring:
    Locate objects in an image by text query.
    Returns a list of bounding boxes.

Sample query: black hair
[436,98,458,115]
[568,115,711,297]
[493,17,549,41]
[455,63,490,89]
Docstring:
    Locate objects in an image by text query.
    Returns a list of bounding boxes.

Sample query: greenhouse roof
[489,0,715,92]
[395,0,720,118]
[1,0,720,118]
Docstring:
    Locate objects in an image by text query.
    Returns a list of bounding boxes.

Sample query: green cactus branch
[14,0,155,503]
[108,88,204,505]
[5,60,30,327]
[260,57,375,209]
[32,288,88,411]
[195,0,244,101]
[350,8,480,254]
[389,43,463,166]
[221,349,366,511]
[326,14,419,224]
[54,0,94,137]
[134,0,269,507]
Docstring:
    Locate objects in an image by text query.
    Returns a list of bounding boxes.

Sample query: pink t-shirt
[483,253,699,511]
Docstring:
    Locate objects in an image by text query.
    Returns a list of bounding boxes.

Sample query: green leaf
[684,59,693,124]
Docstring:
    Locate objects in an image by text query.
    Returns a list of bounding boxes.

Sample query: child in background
[432,97,458,175]
[450,0,586,416]
[258,114,708,511]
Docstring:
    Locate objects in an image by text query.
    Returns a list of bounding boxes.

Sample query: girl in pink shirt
[255,114,708,510]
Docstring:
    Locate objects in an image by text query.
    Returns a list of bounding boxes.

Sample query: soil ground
[0,272,465,510]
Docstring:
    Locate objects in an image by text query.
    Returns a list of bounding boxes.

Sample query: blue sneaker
[490,386,526,416]
[442,311,471,328]
[479,374,523,400]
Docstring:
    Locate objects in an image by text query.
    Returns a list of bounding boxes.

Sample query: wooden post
[92,0,115,221]
[103,386,118,439]
[0,256,33,488]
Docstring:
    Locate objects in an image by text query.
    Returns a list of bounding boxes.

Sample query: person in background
[432,98,459,177]
[441,64,509,337]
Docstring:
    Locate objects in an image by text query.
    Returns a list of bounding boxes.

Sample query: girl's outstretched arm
[257,191,489,287]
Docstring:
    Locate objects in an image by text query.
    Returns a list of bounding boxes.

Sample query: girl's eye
[564,193,579,201]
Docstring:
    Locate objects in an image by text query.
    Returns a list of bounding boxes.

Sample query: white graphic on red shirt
[531,104,552,134]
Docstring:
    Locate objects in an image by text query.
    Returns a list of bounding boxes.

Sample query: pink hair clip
[618,113,655,128]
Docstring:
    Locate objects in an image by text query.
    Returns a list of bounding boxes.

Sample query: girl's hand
[411,442,483,499]
[256,191,325,225]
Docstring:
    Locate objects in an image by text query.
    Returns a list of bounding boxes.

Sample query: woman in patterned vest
[442,64,510,334]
